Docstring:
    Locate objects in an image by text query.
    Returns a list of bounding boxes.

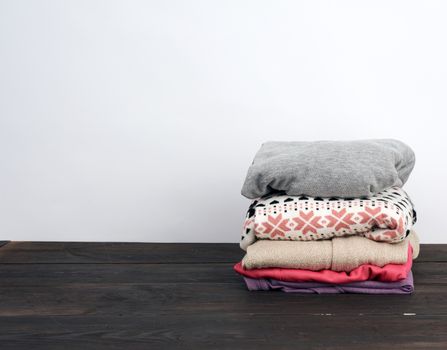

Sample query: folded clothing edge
[241,231,420,271]
[234,246,413,284]
[242,271,414,294]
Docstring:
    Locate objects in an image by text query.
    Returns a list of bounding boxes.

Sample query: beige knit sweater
[242,231,419,272]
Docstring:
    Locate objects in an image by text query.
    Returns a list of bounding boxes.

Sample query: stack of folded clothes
[234,139,418,294]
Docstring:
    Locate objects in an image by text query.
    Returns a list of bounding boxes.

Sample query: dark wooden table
[0,241,446,349]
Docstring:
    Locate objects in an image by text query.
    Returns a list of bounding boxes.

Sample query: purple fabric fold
[243,271,414,294]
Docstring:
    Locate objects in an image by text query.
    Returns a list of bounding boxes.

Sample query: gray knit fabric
[241,139,415,199]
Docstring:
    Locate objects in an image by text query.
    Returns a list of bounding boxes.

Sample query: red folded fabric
[234,246,413,284]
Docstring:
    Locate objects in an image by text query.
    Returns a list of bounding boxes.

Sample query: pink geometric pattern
[358,206,386,226]
[241,187,415,247]
[325,208,356,231]
[292,211,323,234]
[261,214,291,238]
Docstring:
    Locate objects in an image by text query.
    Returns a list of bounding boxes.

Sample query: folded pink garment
[234,246,412,284]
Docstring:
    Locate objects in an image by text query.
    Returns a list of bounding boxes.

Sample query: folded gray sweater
[241,139,415,198]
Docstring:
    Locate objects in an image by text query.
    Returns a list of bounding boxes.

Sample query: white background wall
[0,0,446,242]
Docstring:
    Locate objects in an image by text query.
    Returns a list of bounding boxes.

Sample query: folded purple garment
[243,271,414,294]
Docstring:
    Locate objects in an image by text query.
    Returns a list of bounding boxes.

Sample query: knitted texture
[242,231,419,271]
[240,187,415,250]
[241,139,415,199]
[234,246,413,284]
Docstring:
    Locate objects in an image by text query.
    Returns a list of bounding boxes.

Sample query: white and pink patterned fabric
[240,187,416,250]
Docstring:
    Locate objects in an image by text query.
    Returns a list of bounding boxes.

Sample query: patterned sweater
[240,187,416,250]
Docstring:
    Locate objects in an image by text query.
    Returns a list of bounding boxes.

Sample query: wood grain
[0,242,444,264]
[0,242,445,349]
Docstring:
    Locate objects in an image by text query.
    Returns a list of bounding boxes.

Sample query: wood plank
[0,242,243,264]
[0,261,444,286]
[0,242,444,264]
[417,244,447,262]
[0,263,239,285]
[0,314,445,350]
[0,242,446,349]
[0,280,446,317]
